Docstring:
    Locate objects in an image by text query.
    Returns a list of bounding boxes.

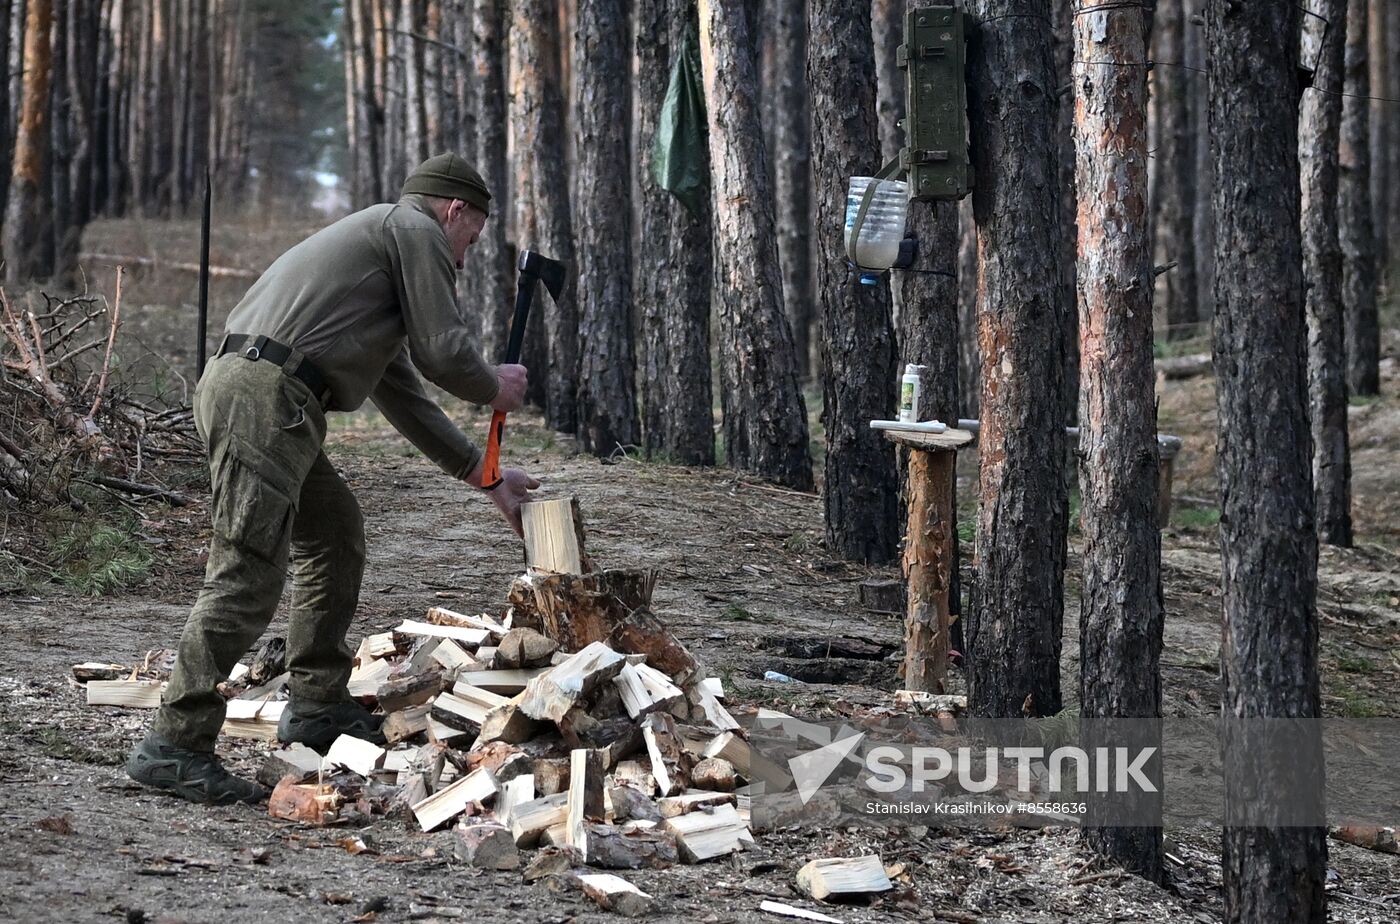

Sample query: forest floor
[0,218,1397,923]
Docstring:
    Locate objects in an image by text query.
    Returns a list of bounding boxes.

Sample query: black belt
[217,334,332,407]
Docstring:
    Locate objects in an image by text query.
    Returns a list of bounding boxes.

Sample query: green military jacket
[224,195,499,479]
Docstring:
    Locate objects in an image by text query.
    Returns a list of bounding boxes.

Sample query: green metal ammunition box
[899,5,972,201]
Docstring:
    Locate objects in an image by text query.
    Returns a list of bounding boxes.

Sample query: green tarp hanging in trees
[651,26,709,217]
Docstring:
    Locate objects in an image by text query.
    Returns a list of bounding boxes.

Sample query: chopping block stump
[883,427,975,693]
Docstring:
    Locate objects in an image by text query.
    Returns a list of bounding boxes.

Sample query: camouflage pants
[154,353,365,751]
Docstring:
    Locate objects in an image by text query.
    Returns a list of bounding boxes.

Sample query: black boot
[277,698,385,751]
[126,734,267,805]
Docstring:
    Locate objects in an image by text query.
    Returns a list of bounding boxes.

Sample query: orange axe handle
[481,409,508,490]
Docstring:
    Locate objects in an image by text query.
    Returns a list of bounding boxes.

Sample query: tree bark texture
[0,0,12,211]
[1366,0,1388,266]
[573,0,639,455]
[1339,0,1379,397]
[1207,2,1327,922]
[1072,3,1164,882]
[1185,0,1214,318]
[1050,0,1077,424]
[809,0,899,563]
[472,0,511,361]
[3,0,54,283]
[635,0,714,465]
[964,0,1068,719]
[1384,1,1400,275]
[1152,0,1199,340]
[510,0,579,431]
[696,0,813,491]
[902,447,955,692]
[769,0,814,380]
[871,0,905,165]
[899,199,960,425]
[957,197,980,418]
[1299,0,1353,548]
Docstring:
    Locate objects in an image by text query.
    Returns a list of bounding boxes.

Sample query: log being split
[521,497,592,573]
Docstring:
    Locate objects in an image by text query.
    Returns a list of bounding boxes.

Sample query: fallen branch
[86,474,192,506]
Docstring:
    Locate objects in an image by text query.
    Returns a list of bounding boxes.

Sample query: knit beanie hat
[402,153,492,216]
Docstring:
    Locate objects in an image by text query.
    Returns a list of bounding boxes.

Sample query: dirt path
[2,409,1398,923]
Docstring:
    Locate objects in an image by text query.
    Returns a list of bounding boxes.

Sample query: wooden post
[883,427,974,693]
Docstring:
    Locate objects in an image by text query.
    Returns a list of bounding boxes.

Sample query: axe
[480,249,565,490]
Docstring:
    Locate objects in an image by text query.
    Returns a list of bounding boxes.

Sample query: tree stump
[882,428,974,693]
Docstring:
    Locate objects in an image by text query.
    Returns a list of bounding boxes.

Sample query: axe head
[517,250,566,302]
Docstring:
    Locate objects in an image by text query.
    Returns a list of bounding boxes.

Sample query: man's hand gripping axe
[480,249,565,490]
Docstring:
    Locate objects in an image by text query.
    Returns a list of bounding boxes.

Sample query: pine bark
[1207,2,1327,922]
[510,0,578,431]
[696,0,813,490]
[1339,0,1378,397]
[3,0,54,283]
[1386,1,1400,275]
[1072,3,1164,882]
[1153,0,1198,339]
[900,202,960,425]
[809,0,899,563]
[1367,0,1388,265]
[957,197,979,418]
[963,0,1068,718]
[1300,0,1353,548]
[1050,0,1077,423]
[770,0,813,380]
[0,0,12,212]
[472,0,511,360]
[871,0,904,165]
[1186,0,1214,316]
[635,0,714,465]
[573,0,638,455]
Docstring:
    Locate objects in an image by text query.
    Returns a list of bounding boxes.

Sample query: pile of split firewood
[77,498,905,916]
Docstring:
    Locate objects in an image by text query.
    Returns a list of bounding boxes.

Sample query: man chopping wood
[126,154,538,805]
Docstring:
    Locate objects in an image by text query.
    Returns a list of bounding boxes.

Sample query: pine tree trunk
[963,0,1068,718]
[769,0,813,381]
[1154,0,1198,340]
[1340,0,1378,396]
[0,0,12,212]
[3,0,54,283]
[49,0,70,276]
[403,0,427,164]
[471,0,511,360]
[573,0,638,454]
[510,0,578,430]
[809,0,899,563]
[423,0,443,153]
[1386,1,1400,277]
[1050,0,1077,423]
[1367,0,1387,266]
[448,0,475,156]
[635,0,714,465]
[1186,0,1214,316]
[696,0,813,490]
[957,197,979,418]
[1072,2,1164,882]
[871,0,903,165]
[66,0,95,232]
[899,203,959,425]
[1301,0,1353,548]
[1207,2,1327,921]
